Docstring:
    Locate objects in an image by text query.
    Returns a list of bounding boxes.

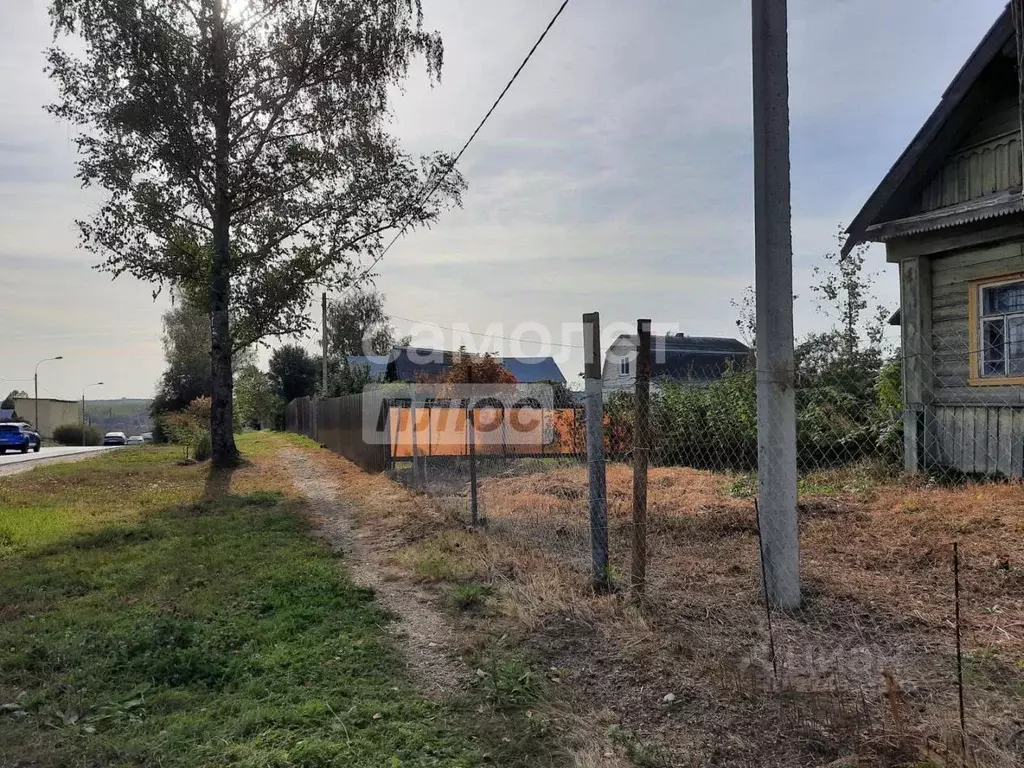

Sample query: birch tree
[47,0,464,464]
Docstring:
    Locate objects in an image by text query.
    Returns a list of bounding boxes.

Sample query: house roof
[384,347,566,384]
[344,355,390,378]
[499,357,566,384]
[844,4,1016,255]
[613,334,751,380]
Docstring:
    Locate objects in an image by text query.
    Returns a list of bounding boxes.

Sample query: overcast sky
[0,0,1009,399]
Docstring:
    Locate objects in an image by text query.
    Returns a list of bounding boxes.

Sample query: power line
[342,0,573,295]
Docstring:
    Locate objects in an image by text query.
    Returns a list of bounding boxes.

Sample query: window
[619,357,630,376]
[974,276,1024,381]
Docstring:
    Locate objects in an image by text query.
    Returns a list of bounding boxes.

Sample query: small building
[12,397,79,439]
[602,333,750,396]
[846,4,1024,475]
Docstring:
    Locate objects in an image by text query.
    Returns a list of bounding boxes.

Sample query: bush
[52,423,102,446]
[610,351,903,473]
[194,432,212,462]
[160,396,212,461]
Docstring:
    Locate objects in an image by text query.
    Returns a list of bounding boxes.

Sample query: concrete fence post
[631,319,652,596]
[583,312,609,590]
[752,0,800,608]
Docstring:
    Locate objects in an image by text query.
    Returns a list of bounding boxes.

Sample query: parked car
[141,432,154,443]
[103,431,128,446]
[0,423,41,454]
[126,435,145,445]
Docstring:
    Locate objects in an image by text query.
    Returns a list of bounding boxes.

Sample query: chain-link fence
[288,322,1023,766]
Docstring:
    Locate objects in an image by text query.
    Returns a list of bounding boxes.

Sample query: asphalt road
[0,445,119,476]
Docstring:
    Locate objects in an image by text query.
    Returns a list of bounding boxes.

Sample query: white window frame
[973,275,1024,382]
[619,356,631,377]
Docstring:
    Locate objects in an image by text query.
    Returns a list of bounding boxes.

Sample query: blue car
[0,423,41,454]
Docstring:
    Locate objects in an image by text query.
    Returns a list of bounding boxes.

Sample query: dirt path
[277,446,468,698]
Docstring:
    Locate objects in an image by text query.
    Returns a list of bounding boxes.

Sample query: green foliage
[151,291,212,438]
[448,584,491,612]
[52,423,102,446]
[327,289,396,357]
[476,660,544,711]
[234,364,281,430]
[269,345,320,405]
[321,360,383,398]
[161,397,212,461]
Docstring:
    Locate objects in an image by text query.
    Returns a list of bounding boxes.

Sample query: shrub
[160,396,212,461]
[194,432,212,462]
[53,423,102,446]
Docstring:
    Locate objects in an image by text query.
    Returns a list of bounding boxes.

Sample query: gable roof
[500,357,566,384]
[612,334,751,380]
[844,5,1017,255]
[384,347,566,384]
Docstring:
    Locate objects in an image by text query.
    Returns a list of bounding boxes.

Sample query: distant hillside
[85,399,153,435]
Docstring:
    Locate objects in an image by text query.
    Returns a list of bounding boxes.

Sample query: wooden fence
[286,395,583,471]
[285,392,391,473]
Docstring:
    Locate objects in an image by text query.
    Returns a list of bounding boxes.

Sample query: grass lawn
[0,435,501,767]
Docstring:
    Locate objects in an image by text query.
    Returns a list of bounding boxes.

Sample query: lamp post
[34,356,63,440]
[81,382,104,446]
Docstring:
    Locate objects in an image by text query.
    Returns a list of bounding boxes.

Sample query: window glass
[983,282,1024,315]
[1008,316,1024,374]
[983,319,1005,376]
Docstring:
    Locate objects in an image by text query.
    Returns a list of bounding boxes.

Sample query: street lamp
[34,356,63,439]
[81,382,104,446]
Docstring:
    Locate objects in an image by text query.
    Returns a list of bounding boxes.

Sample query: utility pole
[321,292,328,393]
[752,0,800,608]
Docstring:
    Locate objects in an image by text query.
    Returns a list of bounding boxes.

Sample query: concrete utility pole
[752,0,800,608]
[321,292,328,393]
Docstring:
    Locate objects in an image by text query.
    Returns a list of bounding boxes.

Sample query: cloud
[0,0,1009,393]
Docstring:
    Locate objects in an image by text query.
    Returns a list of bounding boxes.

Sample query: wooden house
[846,5,1024,475]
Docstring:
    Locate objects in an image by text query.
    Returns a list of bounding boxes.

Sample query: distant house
[844,5,1024,476]
[383,347,566,385]
[602,333,750,396]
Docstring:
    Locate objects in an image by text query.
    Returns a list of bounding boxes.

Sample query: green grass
[0,437,506,767]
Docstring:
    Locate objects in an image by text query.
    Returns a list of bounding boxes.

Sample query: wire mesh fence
[287,321,1023,766]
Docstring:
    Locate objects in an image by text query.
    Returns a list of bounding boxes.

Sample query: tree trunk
[210,0,238,466]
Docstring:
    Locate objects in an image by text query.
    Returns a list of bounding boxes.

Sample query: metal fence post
[583,312,609,590]
[467,365,479,526]
[631,319,651,596]
[752,0,800,608]
[410,387,423,489]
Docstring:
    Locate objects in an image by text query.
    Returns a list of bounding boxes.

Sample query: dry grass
[295,444,1023,767]
[475,462,1024,767]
